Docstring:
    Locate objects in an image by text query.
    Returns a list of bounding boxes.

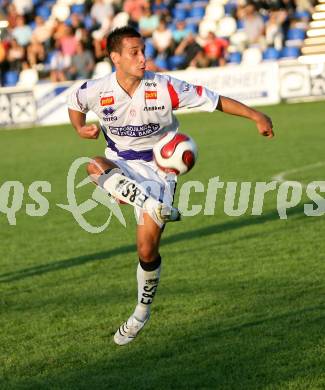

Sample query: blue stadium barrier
[3,71,19,87]
[280,46,300,58]
[263,47,280,60]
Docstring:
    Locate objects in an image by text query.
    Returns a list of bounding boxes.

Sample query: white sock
[133,262,161,322]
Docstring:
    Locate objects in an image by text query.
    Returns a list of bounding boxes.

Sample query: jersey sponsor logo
[109,123,160,137]
[145,91,157,100]
[145,81,157,87]
[102,106,117,122]
[100,96,115,106]
[143,105,165,111]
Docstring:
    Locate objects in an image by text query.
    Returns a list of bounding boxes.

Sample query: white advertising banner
[168,62,280,107]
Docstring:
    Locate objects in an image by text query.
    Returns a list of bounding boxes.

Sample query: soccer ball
[153,131,198,175]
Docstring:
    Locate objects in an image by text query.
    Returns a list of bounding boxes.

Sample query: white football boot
[114,315,150,346]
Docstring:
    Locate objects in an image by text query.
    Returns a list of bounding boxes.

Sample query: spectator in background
[18,61,39,86]
[32,16,53,50]
[123,0,148,27]
[175,34,208,69]
[139,5,159,37]
[67,41,95,80]
[242,3,265,46]
[203,32,228,66]
[152,17,173,55]
[91,0,114,27]
[6,38,25,72]
[6,4,19,29]
[265,10,284,49]
[27,37,45,66]
[59,25,78,58]
[50,45,71,82]
[172,20,190,44]
[12,15,32,47]
[12,0,33,17]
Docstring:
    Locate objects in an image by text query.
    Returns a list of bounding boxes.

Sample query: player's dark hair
[106,26,142,54]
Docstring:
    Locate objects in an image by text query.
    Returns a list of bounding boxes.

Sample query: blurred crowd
[0,0,316,87]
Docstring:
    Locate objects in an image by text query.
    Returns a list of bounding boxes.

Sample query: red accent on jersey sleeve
[195,85,203,97]
[167,82,180,110]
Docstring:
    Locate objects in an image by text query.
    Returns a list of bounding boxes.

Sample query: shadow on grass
[3,303,325,389]
[0,204,311,283]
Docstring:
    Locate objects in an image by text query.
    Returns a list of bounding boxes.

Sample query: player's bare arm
[216,95,274,139]
[68,108,100,139]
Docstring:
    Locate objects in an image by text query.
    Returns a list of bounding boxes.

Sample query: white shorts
[105,148,177,227]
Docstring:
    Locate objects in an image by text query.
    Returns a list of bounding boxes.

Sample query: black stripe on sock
[139,255,161,271]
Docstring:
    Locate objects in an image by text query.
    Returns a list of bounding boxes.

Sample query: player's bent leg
[114,214,162,346]
[90,157,181,224]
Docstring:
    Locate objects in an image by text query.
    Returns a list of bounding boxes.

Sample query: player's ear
[110,51,120,66]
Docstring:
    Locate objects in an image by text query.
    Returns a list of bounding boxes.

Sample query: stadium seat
[204,4,224,22]
[36,6,51,20]
[145,40,156,58]
[189,7,205,18]
[84,15,94,30]
[51,3,70,21]
[286,28,305,41]
[112,12,129,29]
[217,16,237,38]
[168,55,186,70]
[228,51,241,64]
[242,47,262,65]
[172,8,188,20]
[92,61,112,79]
[263,47,280,61]
[294,10,310,19]
[224,3,236,15]
[199,19,218,38]
[178,0,193,4]
[155,55,169,70]
[186,22,199,34]
[280,46,300,59]
[71,4,85,15]
[3,71,19,87]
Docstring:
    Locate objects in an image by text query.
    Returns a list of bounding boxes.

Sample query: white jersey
[67,71,219,160]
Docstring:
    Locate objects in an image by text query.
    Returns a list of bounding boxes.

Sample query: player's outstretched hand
[255,112,274,139]
[78,124,100,139]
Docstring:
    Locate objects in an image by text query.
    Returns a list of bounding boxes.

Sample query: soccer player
[67,26,274,346]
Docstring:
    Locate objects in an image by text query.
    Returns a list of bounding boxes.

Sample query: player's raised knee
[137,242,158,261]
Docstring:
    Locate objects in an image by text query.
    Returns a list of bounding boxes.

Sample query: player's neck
[116,71,141,98]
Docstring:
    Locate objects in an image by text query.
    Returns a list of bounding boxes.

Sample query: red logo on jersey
[195,86,203,97]
[145,91,157,100]
[100,96,115,106]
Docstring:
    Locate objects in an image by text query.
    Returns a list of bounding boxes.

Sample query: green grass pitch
[0,101,324,389]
